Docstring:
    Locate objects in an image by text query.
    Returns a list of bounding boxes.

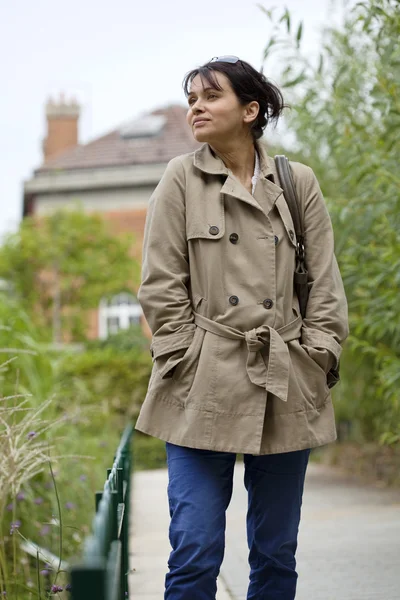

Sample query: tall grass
[0,297,122,597]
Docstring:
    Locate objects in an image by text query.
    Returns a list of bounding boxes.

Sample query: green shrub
[56,345,152,421]
[261,0,400,445]
[87,324,150,353]
[133,433,167,470]
[0,298,146,596]
[0,296,54,403]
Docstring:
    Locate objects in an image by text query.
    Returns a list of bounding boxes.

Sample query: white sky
[0,0,346,240]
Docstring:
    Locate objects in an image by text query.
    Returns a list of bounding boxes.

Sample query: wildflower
[10,520,21,535]
[65,502,75,510]
[79,474,87,482]
[40,569,49,576]
[27,431,36,439]
[16,492,25,501]
[65,584,72,592]
[6,503,13,512]
[39,524,51,536]
[34,497,44,505]
[26,580,34,588]
[50,585,63,593]
[44,481,52,489]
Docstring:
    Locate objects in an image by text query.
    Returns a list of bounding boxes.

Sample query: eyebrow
[188,87,222,96]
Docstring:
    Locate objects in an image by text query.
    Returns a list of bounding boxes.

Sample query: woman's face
[186,71,257,144]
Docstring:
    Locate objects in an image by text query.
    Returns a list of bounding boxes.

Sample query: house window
[99,292,142,339]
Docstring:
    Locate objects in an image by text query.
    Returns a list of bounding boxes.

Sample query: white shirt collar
[251,149,261,196]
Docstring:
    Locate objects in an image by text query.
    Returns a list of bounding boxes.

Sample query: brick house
[23,94,200,339]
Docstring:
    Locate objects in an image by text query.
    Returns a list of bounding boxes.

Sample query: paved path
[129,461,400,599]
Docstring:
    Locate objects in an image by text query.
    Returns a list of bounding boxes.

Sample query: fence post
[70,561,106,600]
[69,424,134,599]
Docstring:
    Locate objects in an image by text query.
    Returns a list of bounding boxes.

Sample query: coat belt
[193,313,302,402]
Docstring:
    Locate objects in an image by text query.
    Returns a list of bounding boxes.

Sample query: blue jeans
[165,443,310,600]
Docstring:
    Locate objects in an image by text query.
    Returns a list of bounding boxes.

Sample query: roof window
[119,115,166,139]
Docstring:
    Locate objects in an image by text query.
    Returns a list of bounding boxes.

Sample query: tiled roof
[36,104,200,173]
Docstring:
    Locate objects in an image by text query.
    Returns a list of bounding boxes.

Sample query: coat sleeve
[138,157,195,379]
[293,164,349,379]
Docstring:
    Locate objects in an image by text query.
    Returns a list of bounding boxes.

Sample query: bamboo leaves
[259,0,400,444]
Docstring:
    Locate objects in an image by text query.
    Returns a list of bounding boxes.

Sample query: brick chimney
[42,92,80,161]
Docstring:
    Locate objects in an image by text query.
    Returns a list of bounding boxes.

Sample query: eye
[208,93,217,100]
[188,97,196,106]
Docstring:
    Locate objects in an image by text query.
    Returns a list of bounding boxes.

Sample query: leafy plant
[56,345,151,421]
[0,209,140,343]
[260,0,400,444]
[0,299,127,596]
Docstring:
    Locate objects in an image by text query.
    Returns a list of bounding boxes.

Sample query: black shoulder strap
[274,155,304,239]
[274,154,309,320]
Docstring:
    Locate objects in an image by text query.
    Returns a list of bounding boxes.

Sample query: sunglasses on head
[209,55,240,64]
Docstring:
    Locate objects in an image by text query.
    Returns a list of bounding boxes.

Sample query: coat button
[263,298,273,309]
[229,233,239,244]
[274,235,279,245]
[288,230,294,240]
[209,226,219,236]
[229,295,239,306]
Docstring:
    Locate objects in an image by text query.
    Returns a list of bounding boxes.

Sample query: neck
[210,135,256,181]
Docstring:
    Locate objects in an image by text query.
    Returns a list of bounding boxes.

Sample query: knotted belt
[193,313,302,403]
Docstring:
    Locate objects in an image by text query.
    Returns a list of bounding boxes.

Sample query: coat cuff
[301,327,342,388]
[301,327,342,368]
[150,330,195,379]
[301,328,343,388]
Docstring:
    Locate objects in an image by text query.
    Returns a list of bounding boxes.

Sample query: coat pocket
[172,325,205,383]
[151,330,195,379]
[286,339,330,413]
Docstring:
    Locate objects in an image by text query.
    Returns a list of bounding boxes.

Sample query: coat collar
[193,141,283,215]
[193,140,275,179]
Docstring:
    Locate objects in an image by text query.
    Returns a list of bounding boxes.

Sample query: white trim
[98,293,142,339]
[24,162,168,195]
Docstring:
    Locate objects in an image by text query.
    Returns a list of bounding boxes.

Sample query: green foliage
[0,334,123,594]
[0,209,140,343]
[0,295,54,402]
[87,323,150,353]
[134,433,167,470]
[56,344,152,421]
[0,298,150,596]
[261,0,400,444]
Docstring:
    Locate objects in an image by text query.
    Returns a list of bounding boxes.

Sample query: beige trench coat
[135,141,349,455]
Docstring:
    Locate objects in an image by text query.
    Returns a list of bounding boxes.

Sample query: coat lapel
[220,176,264,212]
[253,177,283,216]
[254,141,284,215]
[193,141,283,216]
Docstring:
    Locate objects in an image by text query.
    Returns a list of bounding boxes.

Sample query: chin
[192,130,211,143]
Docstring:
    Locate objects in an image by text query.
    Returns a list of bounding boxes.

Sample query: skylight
[119,115,166,139]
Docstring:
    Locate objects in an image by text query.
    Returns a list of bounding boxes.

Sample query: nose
[191,99,205,114]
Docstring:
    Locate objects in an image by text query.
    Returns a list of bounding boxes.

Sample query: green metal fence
[70,424,134,600]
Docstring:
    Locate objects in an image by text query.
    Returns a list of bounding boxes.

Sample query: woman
[136,56,348,600]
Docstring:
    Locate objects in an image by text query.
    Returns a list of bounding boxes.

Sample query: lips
[193,118,210,126]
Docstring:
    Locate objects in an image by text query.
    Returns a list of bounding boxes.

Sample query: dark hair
[182,59,286,140]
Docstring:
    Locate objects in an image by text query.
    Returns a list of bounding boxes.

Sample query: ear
[243,101,259,125]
